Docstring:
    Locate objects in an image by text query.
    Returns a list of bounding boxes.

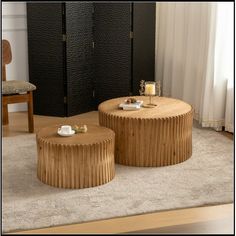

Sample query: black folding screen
[27,4,65,116]
[93,3,132,105]
[27,2,155,117]
[133,3,156,95]
[65,3,94,116]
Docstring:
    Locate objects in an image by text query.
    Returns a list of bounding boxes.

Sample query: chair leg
[27,91,34,133]
[2,104,9,125]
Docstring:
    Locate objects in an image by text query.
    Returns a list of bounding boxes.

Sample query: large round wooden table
[36,124,115,189]
[98,96,193,167]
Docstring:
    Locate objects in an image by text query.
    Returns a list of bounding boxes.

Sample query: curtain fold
[155,2,234,132]
[225,80,234,133]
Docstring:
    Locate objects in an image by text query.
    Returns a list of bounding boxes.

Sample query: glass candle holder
[145,81,157,106]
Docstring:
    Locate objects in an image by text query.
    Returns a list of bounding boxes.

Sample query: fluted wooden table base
[36,125,115,188]
[99,96,193,167]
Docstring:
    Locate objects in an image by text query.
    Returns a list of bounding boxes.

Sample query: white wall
[2,2,28,112]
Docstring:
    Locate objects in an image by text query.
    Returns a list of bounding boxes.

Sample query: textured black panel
[27,3,65,116]
[133,3,156,95]
[94,3,132,106]
[66,3,94,116]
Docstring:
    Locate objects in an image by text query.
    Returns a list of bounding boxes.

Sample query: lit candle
[145,84,156,95]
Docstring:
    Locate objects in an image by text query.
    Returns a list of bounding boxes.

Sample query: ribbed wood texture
[36,125,115,188]
[98,96,193,167]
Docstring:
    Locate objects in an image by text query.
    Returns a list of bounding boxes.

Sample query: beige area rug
[2,126,234,233]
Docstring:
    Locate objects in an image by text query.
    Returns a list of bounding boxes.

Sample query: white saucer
[57,130,75,137]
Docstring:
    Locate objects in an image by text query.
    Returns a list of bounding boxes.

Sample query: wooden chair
[2,39,36,133]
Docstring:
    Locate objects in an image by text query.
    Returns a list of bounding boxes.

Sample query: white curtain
[155,2,234,132]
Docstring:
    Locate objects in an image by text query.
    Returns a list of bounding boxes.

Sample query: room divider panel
[27,2,155,117]
[27,3,94,117]
[65,3,94,116]
[93,3,132,106]
[132,3,156,95]
[27,4,65,117]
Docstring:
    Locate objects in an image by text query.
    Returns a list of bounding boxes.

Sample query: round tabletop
[98,96,192,119]
[36,124,115,145]
[36,124,115,188]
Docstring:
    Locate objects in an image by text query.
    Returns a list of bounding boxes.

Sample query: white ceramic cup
[58,125,72,134]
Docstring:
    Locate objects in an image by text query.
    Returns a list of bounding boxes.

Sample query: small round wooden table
[98,96,193,167]
[36,124,115,189]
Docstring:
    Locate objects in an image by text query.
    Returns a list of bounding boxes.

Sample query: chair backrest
[2,39,12,81]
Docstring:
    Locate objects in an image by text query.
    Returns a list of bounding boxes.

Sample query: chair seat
[2,80,36,95]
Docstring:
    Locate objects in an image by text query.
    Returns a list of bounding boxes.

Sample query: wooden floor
[2,111,234,234]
